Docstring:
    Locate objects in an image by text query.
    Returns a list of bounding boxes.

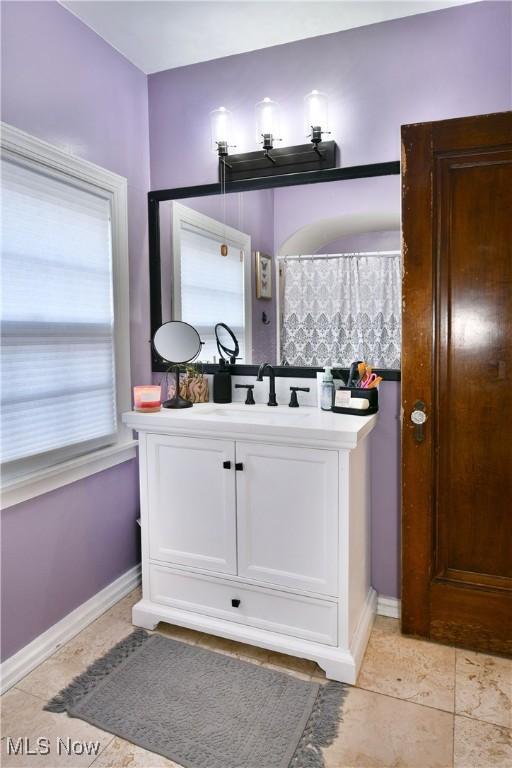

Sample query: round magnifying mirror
[215,323,239,365]
[153,321,202,409]
[154,321,201,364]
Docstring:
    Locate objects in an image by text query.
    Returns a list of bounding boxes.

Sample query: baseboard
[0,563,141,694]
[377,595,401,619]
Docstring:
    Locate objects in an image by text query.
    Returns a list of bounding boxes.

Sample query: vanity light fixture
[304,90,331,154]
[211,94,338,183]
[255,97,281,162]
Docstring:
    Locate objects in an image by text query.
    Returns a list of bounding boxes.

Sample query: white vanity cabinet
[124,404,377,683]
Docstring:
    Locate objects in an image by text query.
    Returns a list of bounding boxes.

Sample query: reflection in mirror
[157,175,400,369]
[167,202,251,363]
[279,244,401,368]
[215,322,239,365]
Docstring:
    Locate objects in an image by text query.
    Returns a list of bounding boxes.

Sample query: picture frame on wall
[255,251,272,299]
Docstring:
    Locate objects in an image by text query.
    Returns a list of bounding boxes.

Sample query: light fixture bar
[218,141,338,183]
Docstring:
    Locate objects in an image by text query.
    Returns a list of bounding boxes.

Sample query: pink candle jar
[133,385,161,412]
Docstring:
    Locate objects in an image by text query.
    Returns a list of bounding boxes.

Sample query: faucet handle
[289,386,310,408]
[235,384,255,405]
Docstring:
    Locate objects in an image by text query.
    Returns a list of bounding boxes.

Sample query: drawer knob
[231,598,241,608]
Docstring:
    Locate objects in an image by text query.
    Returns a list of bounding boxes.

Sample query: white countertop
[123,403,377,449]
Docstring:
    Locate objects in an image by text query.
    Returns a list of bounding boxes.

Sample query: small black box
[331,386,379,416]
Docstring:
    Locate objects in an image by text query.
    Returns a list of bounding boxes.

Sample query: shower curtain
[279,253,401,368]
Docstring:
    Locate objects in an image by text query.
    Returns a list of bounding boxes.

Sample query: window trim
[1,122,136,509]
[171,201,253,363]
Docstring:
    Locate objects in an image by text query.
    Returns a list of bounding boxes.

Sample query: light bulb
[304,90,329,138]
[210,106,232,153]
[255,97,280,147]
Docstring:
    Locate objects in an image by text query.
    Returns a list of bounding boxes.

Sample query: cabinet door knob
[235,462,244,471]
[223,460,232,469]
[231,598,241,608]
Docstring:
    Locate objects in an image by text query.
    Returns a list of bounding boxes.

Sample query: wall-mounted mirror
[151,166,401,373]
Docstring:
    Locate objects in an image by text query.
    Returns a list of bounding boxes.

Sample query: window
[1,123,134,506]
[172,203,252,363]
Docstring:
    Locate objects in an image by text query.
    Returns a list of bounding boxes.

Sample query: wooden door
[401,111,512,654]
[235,441,338,596]
[146,434,237,575]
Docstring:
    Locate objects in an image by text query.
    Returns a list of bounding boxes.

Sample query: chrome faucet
[256,362,277,406]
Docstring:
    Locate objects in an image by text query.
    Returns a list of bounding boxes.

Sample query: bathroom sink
[211,405,309,419]
[211,406,310,420]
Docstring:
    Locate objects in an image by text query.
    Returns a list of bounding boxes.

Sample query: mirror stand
[153,320,203,408]
[162,365,193,409]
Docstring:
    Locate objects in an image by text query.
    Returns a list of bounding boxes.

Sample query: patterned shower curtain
[279,253,401,368]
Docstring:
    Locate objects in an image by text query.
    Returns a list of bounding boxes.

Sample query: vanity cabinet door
[235,442,338,596]
[146,434,237,575]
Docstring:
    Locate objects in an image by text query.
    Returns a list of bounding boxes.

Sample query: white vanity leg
[316,657,357,685]
[132,601,159,630]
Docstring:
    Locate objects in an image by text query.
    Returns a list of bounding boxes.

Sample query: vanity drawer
[149,564,337,646]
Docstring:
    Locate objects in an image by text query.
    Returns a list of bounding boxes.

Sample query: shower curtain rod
[278,250,400,261]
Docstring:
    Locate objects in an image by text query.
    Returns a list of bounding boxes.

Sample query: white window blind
[1,155,118,475]
[179,222,247,362]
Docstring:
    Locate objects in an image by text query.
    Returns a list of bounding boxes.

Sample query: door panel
[146,434,237,574]
[402,112,512,654]
[235,441,338,596]
[436,151,512,587]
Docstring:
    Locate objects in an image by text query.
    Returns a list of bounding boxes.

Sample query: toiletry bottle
[321,367,334,411]
[316,371,324,408]
[213,359,232,403]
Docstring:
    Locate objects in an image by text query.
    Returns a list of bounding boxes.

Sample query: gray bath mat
[45,629,346,768]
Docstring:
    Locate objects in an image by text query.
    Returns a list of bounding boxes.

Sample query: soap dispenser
[320,367,334,411]
[213,358,232,403]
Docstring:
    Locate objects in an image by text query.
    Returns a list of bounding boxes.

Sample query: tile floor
[1,588,510,768]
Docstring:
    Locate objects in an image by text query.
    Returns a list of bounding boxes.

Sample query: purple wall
[1,1,150,660]
[1,463,140,661]
[147,1,511,597]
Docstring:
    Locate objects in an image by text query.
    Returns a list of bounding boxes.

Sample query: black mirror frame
[148,161,401,381]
